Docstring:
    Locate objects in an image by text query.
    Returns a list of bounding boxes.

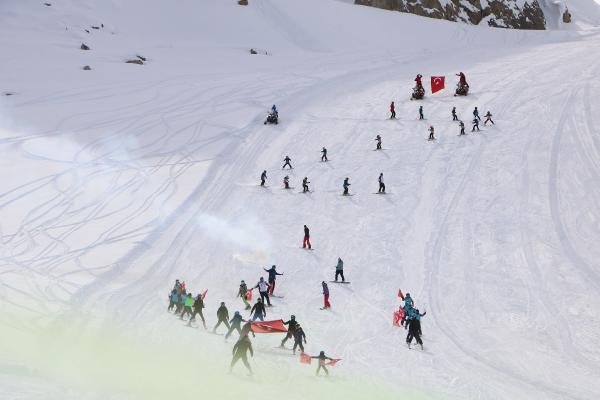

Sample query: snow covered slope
[1,1,600,399]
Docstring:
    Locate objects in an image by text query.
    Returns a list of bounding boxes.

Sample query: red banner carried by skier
[431,76,445,94]
[251,319,288,333]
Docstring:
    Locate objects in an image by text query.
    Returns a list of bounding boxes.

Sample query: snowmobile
[410,86,425,100]
[454,83,469,97]
[264,112,278,125]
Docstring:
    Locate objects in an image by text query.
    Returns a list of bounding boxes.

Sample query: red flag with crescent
[431,76,445,94]
[251,319,288,333]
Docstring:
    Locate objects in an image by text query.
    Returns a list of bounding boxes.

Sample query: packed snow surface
[1,1,600,399]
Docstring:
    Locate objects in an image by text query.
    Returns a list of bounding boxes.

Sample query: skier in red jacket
[415,74,423,89]
[390,101,396,119]
[457,72,467,86]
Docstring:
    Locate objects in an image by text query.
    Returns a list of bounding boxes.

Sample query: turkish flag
[326,359,342,366]
[398,288,405,300]
[251,319,288,333]
[300,352,312,364]
[431,76,445,94]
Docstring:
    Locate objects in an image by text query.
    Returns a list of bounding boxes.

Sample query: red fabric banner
[246,290,252,301]
[300,352,312,364]
[393,307,405,327]
[431,76,445,94]
[326,359,342,366]
[251,319,288,333]
[398,288,404,300]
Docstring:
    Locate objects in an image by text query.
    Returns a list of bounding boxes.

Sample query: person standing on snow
[484,111,494,125]
[282,156,292,169]
[263,265,283,295]
[322,281,331,309]
[407,309,426,350]
[457,72,467,87]
[180,293,194,320]
[271,104,278,116]
[321,147,328,162]
[238,280,251,310]
[168,289,178,312]
[303,225,312,249]
[334,257,345,282]
[250,298,267,321]
[241,320,256,338]
[419,105,424,120]
[229,334,254,375]
[459,121,465,136]
[415,74,423,90]
[452,106,458,121]
[343,177,351,196]
[375,135,382,150]
[473,106,481,121]
[280,315,298,347]
[225,311,244,340]
[390,101,396,119]
[283,175,290,189]
[472,117,480,132]
[312,351,334,376]
[302,177,310,193]
[213,302,231,333]
[378,173,385,194]
[260,170,267,187]
[254,277,271,306]
[428,126,435,141]
[189,293,207,328]
[293,324,307,355]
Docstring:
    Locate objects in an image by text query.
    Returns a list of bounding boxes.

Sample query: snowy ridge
[1,0,600,399]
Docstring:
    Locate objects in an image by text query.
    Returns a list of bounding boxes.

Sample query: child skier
[419,105,424,120]
[293,324,307,355]
[484,111,494,125]
[459,121,465,135]
[283,175,290,189]
[230,335,254,375]
[473,106,481,121]
[322,281,331,309]
[168,289,178,312]
[225,311,244,339]
[428,126,435,141]
[238,280,251,310]
[375,134,382,150]
[321,147,328,162]
[189,293,207,328]
[334,257,345,282]
[343,178,351,195]
[472,118,480,132]
[180,293,194,320]
[260,170,267,186]
[302,177,310,193]
[407,309,427,350]
[378,173,385,193]
[282,156,292,169]
[213,302,230,333]
[452,106,458,121]
[303,225,312,249]
[390,101,396,119]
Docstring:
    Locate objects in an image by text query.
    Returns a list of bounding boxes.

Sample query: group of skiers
[398,290,427,349]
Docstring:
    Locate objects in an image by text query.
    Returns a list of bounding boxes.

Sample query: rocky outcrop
[355,0,546,29]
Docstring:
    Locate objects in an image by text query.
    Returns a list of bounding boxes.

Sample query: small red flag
[246,290,252,301]
[201,289,208,300]
[300,352,312,364]
[326,359,342,366]
[393,307,405,326]
[398,288,404,300]
[431,76,445,94]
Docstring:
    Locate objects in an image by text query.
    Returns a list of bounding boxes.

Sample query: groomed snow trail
[1,1,600,399]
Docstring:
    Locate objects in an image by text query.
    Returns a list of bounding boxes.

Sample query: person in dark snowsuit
[282,156,292,169]
[283,175,290,189]
[459,121,465,135]
[213,302,231,333]
[254,277,271,306]
[312,351,333,376]
[406,309,426,349]
[390,101,396,119]
[292,324,307,355]
[334,257,345,282]
[260,170,267,186]
[343,178,351,195]
[229,335,254,374]
[225,311,244,339]
[322,281,331,309]
[452,106,458,121]
[238,280,251,310]
[321,147,328,162]
[472,118,480,132]
[428,126,435,141]
[168,289,178,311]
[378,173,385,193]
[484,111,494,125]
[303,225,311,249]
[264,265,283,295]
[189,293,207,328]
[250,298,267,321]
[241,320,256,338]
[302,177,310,193]
[280,315,298,347]
[473,107,481,121]
[375,135,382,150]
[271,104,278,115]
[419,105,424,120]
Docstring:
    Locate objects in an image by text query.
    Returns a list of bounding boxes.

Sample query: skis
[319,307,331,311]
[301,247,314,251]
[282,187,295,190]
[329,281,350,284]
[270,294,285,298]
[340,194,355,197]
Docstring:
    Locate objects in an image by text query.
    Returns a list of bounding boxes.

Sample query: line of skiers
[398,291,427,350]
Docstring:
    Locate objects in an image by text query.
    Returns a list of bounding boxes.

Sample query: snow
[1,0,600,399]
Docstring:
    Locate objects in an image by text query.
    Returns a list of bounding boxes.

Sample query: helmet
[257,298,262,302]
[406,293,411,297]
[241,280,245,283]
[291,315,295,319]
[260,277,264,281]
[319,351,325,356]
[235,311,240,316]
[272,265,276,268]
[221,301,225,305]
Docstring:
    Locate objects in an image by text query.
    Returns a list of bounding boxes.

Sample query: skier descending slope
[260,170,267,187]
[459,121,465,136]
[225,311,244,339]
[406,309,427,350]
[250,298,267,321]
[254,277,271,306]
[303,225,312,249]
[452,106,458,121]
[230,335,254,375]
[472,117,480,132]
[473,106,481,121]
[189,293,207,329]
[213,302,230,333]
[321,281,331,309]
[302,177,310,193]
[419,105,424,120]
[293,324,307,355]
[180,293,194,320]
[428,126,435,141]
[280,314,298,347]
[168,289,178,312]
[390,101,396,119]
[263,265,283,295]
[343,177,351,196]
[484,111,495,125]
[238,280,251,310]
[378,173,385,193]
[282,156,292,169]
[375,134,382,150]
[334,257,345,282]
[283,175,290,189]
[312,351,334,376]
[321,147,328,162]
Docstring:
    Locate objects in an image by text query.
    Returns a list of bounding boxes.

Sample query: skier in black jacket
[321,147,328,162]
[250,298,266,321]
[229,335,254,375]
[406,309,426,350]
[343,178,351,195]
[264,265,283,295]
[260,170,267,186]
[225,311,244,339]
[282,156,292,169]
[280,315,298,347]
[213,302,230,333]
[189,293,206,329]
[292,324,307,355]
[472,118,480,132]
[302,177,310,193]
[375,135,382,150]
[452,106,458,121]
[459,120,465,135]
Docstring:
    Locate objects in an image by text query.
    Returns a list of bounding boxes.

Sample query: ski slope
[1,1,600,399]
